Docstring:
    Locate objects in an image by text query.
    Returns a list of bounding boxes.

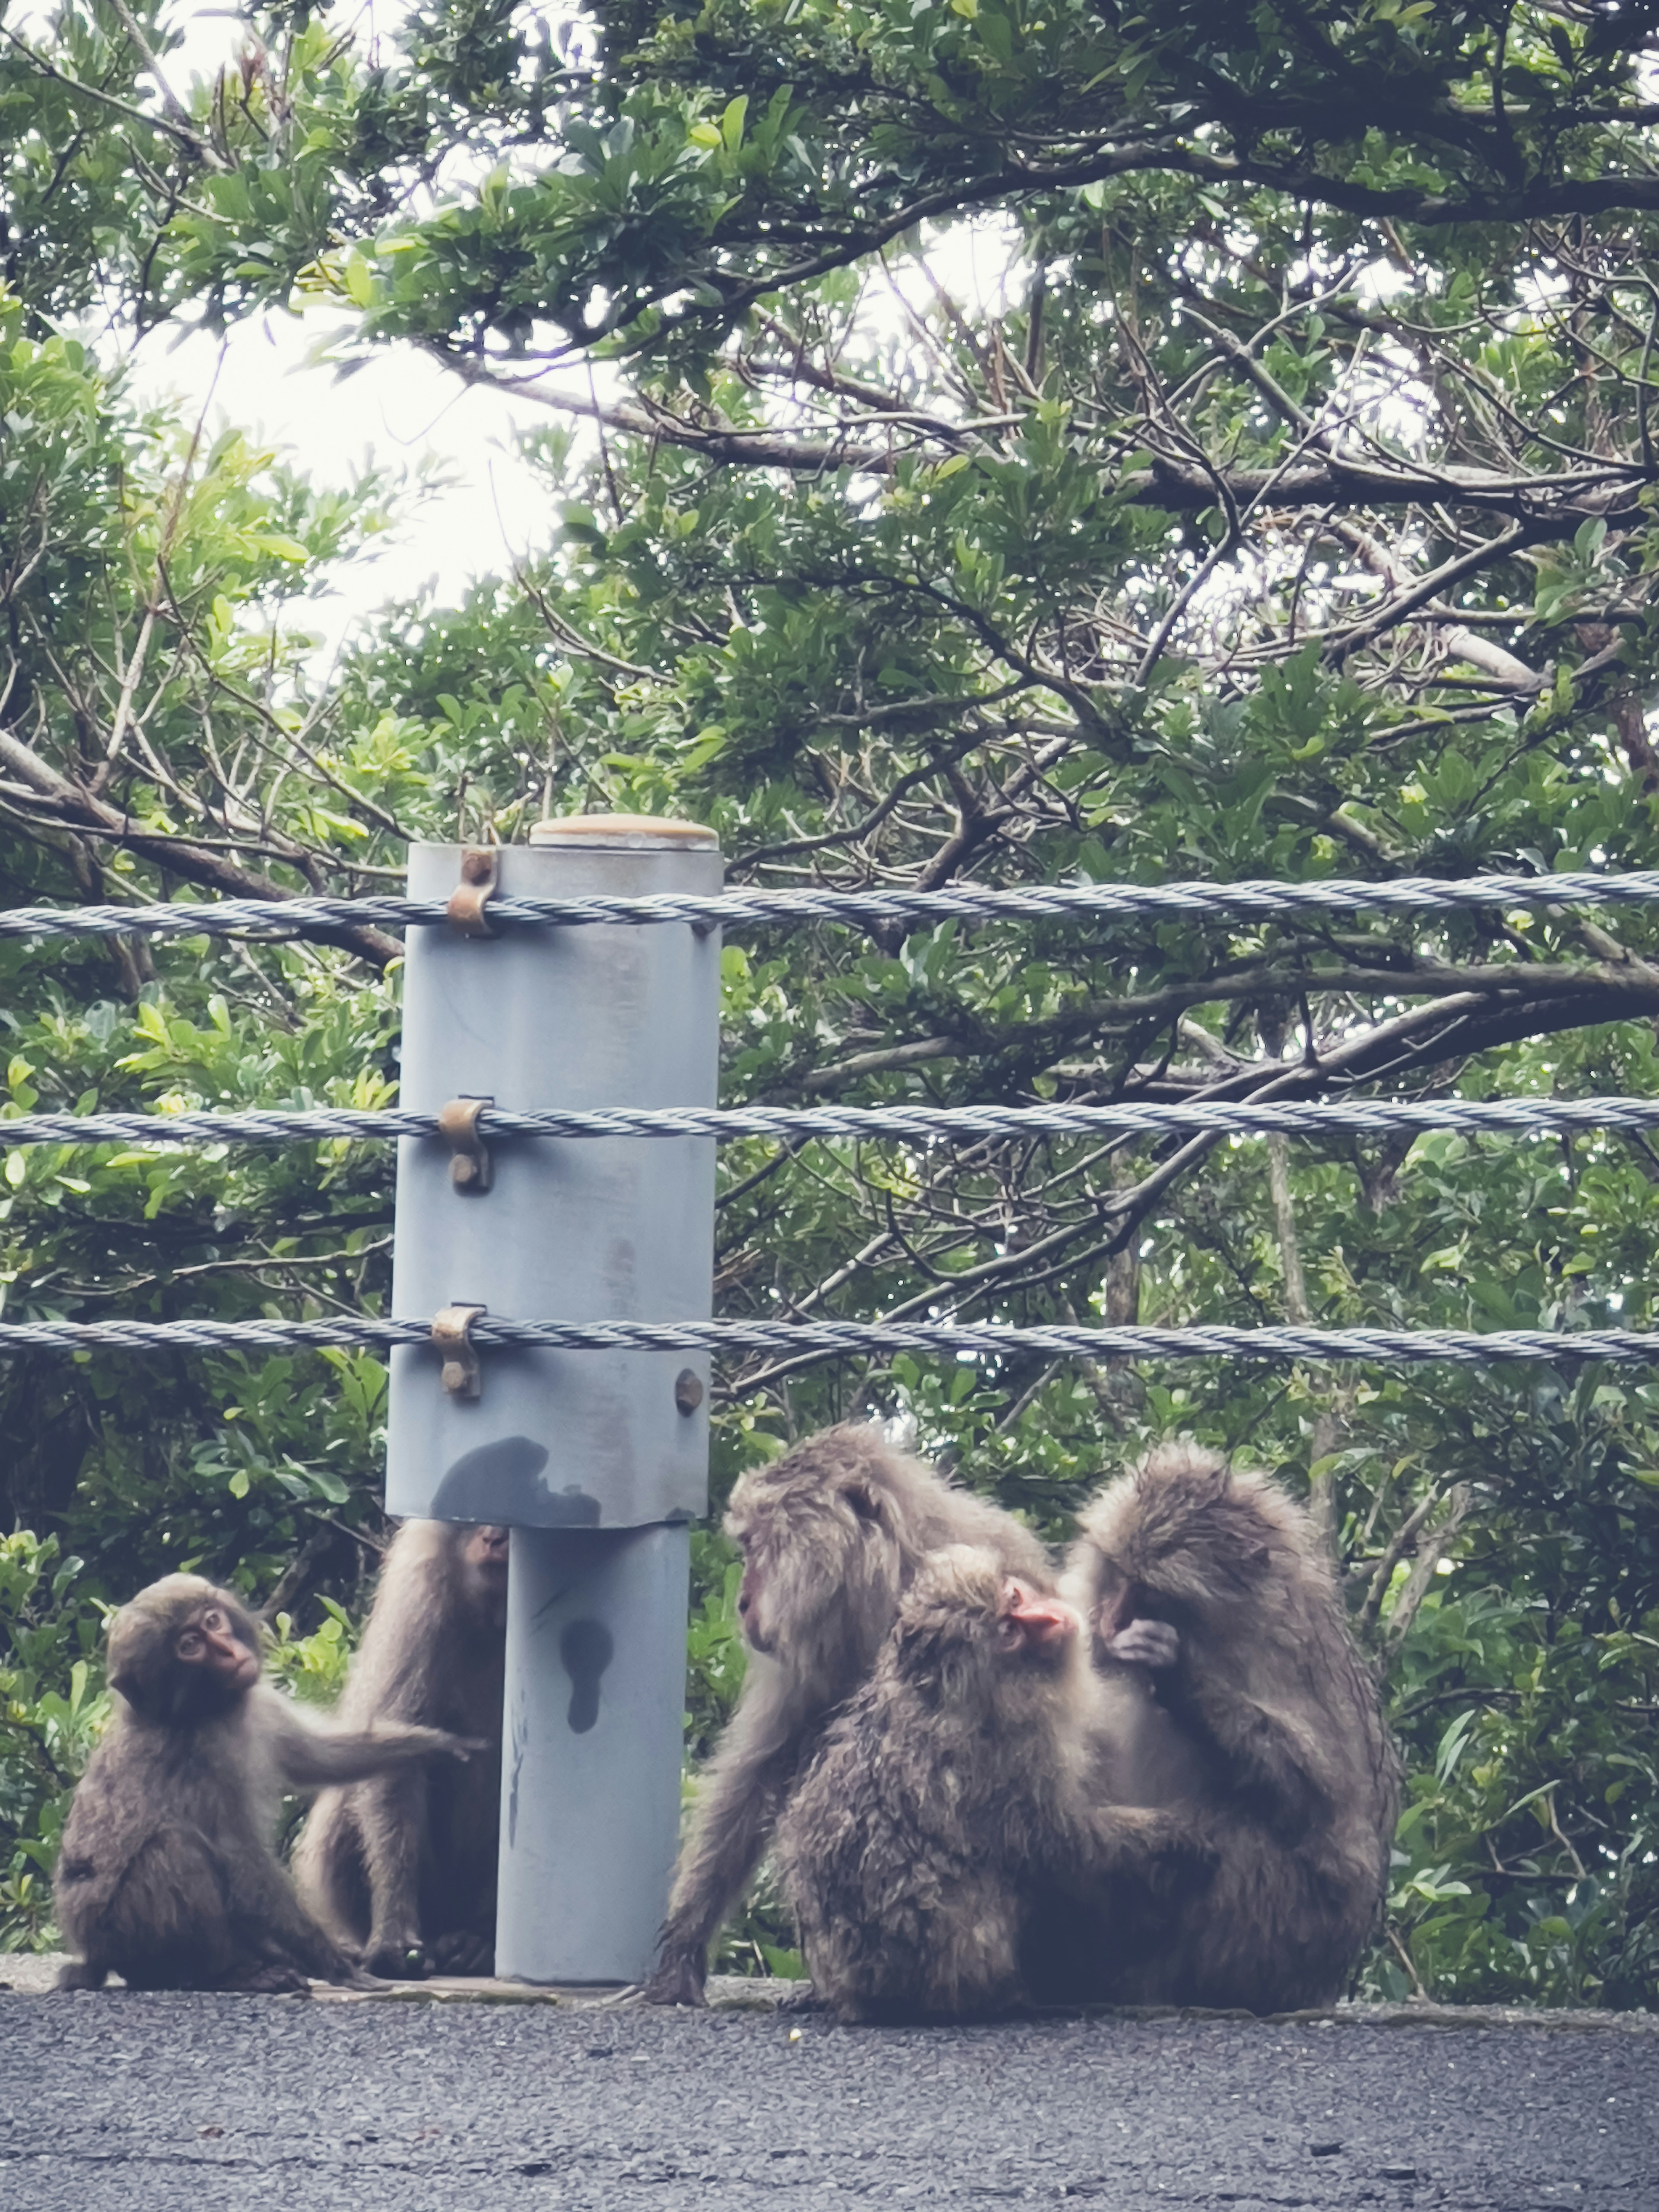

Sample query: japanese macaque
[775,1547,1211,2023]
[55,1574,481,1993]
[643,1422,1051,2005]
[1059,1441,1400,2012]
[292,1521,509,1977]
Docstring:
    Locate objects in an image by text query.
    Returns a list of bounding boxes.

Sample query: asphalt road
[3,1987,1657,2212]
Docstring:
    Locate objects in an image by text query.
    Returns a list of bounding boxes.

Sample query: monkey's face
[461,1524,511,1611]
[993,1578,1078,1671]
[173,1601,263,1697]
[897,1549,1080,1700]
[726,1465,899,1659]
[108,1575,262,1723]
[1088,1561,1132,1640]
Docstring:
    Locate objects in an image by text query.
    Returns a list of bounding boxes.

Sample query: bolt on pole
[386,815,722,1982]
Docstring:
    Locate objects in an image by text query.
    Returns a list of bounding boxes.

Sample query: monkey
[643,1421,1052,2005]
[54,1573,481,1993]
[774,1546,1213,2023]
[1057,1441,1401,2012]
[292,1520,509,1977]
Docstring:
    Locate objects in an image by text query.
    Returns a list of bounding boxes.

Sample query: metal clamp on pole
[447,846,500,936]
[438,1096,493,1193]
[431,1303,487,1398]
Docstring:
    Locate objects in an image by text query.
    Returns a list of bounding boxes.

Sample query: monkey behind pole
[386,816,721,1983]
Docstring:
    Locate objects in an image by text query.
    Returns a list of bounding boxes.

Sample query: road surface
[3,1976,1655,2211]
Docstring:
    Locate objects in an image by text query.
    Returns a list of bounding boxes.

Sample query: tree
[2,0,1658,2001]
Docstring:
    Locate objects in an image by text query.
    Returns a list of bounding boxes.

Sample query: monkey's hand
[642,1941,709,2007]
[1104,1618,1179,1670]
[1089,1806,1218,1894]
[365,1724,489,1762]
[364,1930,433,1980]
[446,1734,493,1761]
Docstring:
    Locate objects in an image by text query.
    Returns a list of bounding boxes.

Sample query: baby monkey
[775,1546,1208,2024]
[55,1573,480,1993]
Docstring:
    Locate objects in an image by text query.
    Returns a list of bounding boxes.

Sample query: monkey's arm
[1157,1673,1328,1843]
[261,1694,480,1790]
[644,1685,803,2006]
[1030,1797,1214,1895]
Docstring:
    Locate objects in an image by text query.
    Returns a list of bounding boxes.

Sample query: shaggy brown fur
[776,1547,1209,2023]
[56,1574,478,1993]
[643,1422,1051,2005]
[1059,1442,1400,2011]
[293,1520,508,1977]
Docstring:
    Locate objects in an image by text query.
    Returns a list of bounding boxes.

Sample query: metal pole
[385,815,721,1983]
[496,1524,690,1981]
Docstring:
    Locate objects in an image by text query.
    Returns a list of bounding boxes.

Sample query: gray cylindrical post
[385,815,721,1983]
[497,1524,689,1982]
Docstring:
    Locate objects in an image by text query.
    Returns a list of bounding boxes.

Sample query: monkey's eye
[201,1608,226,1632]
[176,1630,205,1660]
[995,1615,1023,1651]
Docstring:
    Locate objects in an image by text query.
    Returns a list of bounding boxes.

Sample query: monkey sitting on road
[55,1574,481,1993]
[644,1422,1052,2006]
[775,1546,1212,2023]
[294,1519,509,1977]
[1059,1442,1400,2012]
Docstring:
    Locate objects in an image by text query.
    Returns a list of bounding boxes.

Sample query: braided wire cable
[9,871,1659,1375]
[8,1094,1659,1147]
[0,1313,1653,1365]
[7,868,1659,941]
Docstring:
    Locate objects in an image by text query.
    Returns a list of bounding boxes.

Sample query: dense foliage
[4,0,1659,2002]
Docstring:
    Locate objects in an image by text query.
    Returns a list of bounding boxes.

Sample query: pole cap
[529,813,718,851]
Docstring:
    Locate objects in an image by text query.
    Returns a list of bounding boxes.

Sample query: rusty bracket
[438,1096,493,1194]
[431,1303,487,1399]
[447,846,500,937]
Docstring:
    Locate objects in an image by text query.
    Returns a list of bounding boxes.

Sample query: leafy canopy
[1,0,1658,1999]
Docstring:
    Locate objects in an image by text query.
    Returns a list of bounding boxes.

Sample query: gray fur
[775,1547,1208,2022]
[292,1521,507,1977]
[55,1573,477,1993]
[1059,1441,1401,2011]
[643,1422,1050,2005]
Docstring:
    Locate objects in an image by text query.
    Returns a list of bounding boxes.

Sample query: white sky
[100,3,563,652]
[84,3,1020,659]
[125,307,559,649]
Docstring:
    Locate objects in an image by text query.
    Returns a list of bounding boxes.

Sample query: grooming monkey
[294,1520,509,1977]
[55,1574,480,1992]
[776,1547,1211,2022]
[644,1422,1051,2005]
[1060,1441,1399,2011]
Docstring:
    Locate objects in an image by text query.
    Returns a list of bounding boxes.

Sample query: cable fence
[7,864,1659,1373]
[7,867,1659,942]
[0,1313,1653,1366]
[7,1095,1659,1148]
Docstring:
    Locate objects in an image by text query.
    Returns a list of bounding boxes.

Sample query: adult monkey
[1059,1441,1399,2011]
[55,1574,480,1993]
[777,1547,1211,2022]
[643,1422,1051,2005]
[293,1520,509,1976]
